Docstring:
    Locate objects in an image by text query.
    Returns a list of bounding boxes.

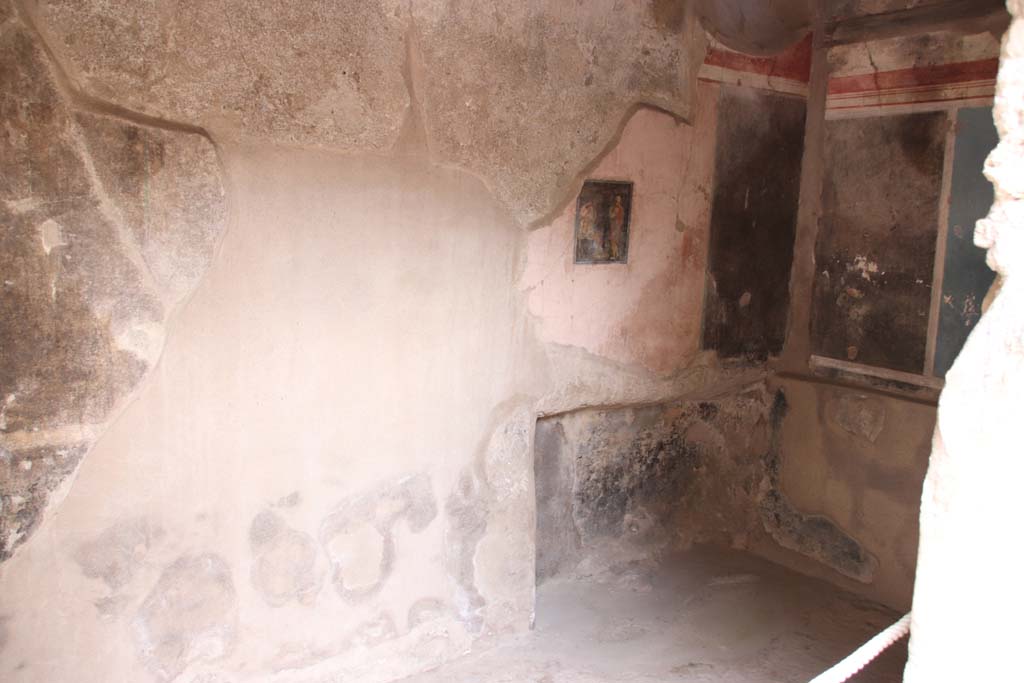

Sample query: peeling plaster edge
[0,0,243,568]
[65,117,168,307]
[13,0,716,237]
[11,0,208,139]
[14,0,704,235]
[523,98,697,233]
[9,2,171,309]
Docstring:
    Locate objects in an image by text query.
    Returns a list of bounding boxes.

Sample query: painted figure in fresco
[607,194,625,260]
[574,179,631,263]
[576,201,607,261]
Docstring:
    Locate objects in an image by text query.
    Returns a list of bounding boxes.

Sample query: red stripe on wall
[703,33,813,83]
[828,95,994,111]
[829,58,999,95]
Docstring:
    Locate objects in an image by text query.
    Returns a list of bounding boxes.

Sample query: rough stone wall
[31,0,707,227]
[0,5,227,563]
[905,0,1024,678]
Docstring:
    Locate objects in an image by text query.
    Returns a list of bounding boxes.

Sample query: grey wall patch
[824,394,886,443]
[761,391,879,583]
[132,554,238,681]
[249,510,322,607]
[444,471,488,632]
[533,420,581,583]
[1,444,88,562]
[74,517,163,590]
[759,489,879,583]
[320,473,437,602]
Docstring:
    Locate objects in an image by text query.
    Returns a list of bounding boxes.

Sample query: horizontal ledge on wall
[810,355,944,389]
[782,355,943,404]
[774,370,940,407]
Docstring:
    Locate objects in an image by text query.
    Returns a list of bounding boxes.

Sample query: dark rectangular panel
[702,86,806,358]
[934,107,998,377]
[812,112,946,374]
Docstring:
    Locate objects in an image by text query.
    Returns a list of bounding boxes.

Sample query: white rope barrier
[807,612,911,683]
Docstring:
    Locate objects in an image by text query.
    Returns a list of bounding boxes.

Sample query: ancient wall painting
[702,86,806,358]
[573,180,632,264]
[812,112,946,374]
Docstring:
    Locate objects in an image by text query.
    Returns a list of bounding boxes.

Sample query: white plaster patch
[38,218,66,255]
[848,255,881,281]
[0,394,14,431]
[114,321,165,365]
[325,522,385,592]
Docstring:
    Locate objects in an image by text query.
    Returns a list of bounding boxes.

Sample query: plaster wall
[0,112,780,679]
[761,379,933,609]
[5,0,986,678]
[0,143,543,683]
[521,89,718,377]
[0,2,765,680]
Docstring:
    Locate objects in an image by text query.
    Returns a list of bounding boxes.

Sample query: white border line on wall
[810,355,945,389]
[925,110,958,376]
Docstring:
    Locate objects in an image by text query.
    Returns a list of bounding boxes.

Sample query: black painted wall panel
[702,86,806,358]
[812,112,946,374]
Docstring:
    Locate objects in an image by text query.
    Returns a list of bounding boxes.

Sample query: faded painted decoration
[934,106,999,377]
[702,86,806,358]
[812,107,999,379]
[573,180,632,264]
[812,112,946,374]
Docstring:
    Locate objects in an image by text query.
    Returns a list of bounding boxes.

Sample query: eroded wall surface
[761,379,934,609]
[0,9,227,563]
[0,1,739,681]
[2,0,972,678]
[813,111,946,373]
[535,385,777,583]
[1,143,541,682]
[30,0,707,227]
[534,382,886,600]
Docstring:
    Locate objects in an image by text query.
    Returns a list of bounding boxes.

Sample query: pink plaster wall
[520,83,721,376]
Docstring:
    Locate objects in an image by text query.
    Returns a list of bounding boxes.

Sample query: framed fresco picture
[573,179,633,264]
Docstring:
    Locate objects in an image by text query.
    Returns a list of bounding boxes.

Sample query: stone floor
[402,547,907,683]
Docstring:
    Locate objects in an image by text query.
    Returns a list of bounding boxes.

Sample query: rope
[807,612,911,683]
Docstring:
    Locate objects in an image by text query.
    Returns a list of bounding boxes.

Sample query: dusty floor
[402,547,907,683]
